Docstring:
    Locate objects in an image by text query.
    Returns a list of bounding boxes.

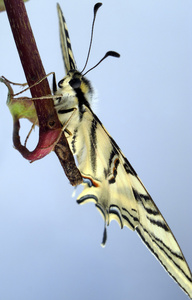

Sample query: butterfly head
[55,70,93,109]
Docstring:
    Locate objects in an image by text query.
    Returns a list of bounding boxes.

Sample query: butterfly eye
[58,79,64,88]
[69,78,81,89]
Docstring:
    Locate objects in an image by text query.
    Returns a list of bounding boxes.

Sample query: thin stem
[3,0,82,185]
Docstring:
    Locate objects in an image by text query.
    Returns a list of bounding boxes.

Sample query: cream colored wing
[67,106,192,299]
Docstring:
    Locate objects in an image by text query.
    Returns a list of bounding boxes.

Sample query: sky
[0,0,192,299]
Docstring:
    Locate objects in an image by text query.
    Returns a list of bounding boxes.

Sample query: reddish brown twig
[4,0,82,185]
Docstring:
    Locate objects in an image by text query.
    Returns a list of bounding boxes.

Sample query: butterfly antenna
[83,51,120,76]
[81,3,102,73]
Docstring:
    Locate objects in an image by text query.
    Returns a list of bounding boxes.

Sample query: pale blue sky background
[0,0,192,299]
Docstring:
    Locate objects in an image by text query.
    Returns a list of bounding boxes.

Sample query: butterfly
[54,3,192,298]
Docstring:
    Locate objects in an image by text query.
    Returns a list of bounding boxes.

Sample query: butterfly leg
[64,128,73,137]
[60,108,77,132]
[1,76,28,88]
[2,72,56,97]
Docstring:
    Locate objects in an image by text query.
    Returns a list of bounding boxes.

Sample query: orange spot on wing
[82,175,100,187]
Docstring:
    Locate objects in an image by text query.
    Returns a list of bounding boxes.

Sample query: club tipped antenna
[83,51,120,76]
[81,3,103,74]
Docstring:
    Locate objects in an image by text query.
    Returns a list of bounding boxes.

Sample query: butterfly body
[54,3,192,298]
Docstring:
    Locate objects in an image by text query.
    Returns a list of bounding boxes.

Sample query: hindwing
[67,106,192,297]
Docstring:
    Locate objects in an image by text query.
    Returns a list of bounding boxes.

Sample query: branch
[3,0,82,185]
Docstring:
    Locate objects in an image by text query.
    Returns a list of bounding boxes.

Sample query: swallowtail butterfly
[54,3,192,298]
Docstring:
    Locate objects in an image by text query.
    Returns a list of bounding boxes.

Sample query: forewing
[57,4,77,73]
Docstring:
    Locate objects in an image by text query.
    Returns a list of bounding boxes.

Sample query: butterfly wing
[57,3,77,73]
[66,106,192,298]
[56,4,192,298]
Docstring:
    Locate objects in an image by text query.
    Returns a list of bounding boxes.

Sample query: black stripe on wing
[109,205,123,228]
[122,207,139,229]
[71,128,78,154]
[90,118,97,173]
[108,158,120,184]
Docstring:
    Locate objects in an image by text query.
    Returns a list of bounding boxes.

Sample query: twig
[3,0,82,185]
